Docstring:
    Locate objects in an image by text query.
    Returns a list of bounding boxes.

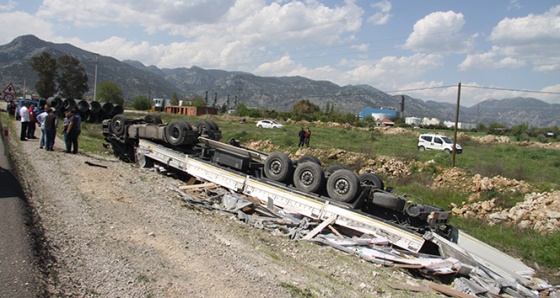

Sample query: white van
[417,133,462,154]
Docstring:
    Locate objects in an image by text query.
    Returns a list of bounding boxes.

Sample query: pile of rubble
[432,168,533,196]
[452,191,560,233]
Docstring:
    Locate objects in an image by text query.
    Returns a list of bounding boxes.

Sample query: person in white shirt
[36,105,49,149]
[19,102,30,141]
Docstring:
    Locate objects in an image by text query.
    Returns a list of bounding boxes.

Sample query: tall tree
[97,81,124,105]
[292,99,320,115]
[30,52,57,98]
[57,55,89,99]
[171,93,179,105]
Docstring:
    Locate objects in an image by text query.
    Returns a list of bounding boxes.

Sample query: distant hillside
[0,35,558,127]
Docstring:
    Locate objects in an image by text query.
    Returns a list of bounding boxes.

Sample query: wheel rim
[270,160,282,175]
[299,170,315,186]
[333,178,350,195]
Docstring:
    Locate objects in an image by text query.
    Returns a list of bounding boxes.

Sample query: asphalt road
[0,113,41,297]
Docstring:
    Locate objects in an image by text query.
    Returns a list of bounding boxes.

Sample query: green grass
[44,113,560,278]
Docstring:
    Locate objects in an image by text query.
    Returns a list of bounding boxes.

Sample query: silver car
[256,119,284,129]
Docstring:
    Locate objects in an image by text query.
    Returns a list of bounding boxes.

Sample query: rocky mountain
[0,35,558,127]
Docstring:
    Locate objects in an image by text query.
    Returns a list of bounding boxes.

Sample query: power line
[384,84,560,95]
[461,85,560,95]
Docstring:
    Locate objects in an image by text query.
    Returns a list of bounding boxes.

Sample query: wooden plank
[302,215,338,240]
[424,281,478,298]
[389,283,434,293]
[328,225,344,238]
[179,182,217,190]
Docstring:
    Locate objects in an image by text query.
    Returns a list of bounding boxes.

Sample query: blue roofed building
[359,108,398,121]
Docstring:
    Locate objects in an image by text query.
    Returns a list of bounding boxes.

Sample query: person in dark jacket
[298,127,305,147]
[64,109,80,154]
[44,108,58,151]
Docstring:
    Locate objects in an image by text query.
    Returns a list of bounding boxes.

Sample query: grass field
[66,113,560,280]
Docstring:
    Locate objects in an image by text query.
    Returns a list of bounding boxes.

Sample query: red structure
[164,105,218,116]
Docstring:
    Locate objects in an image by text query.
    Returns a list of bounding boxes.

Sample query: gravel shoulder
[7,119,436,297]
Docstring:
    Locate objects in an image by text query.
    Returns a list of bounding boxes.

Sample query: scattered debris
[168,180,560,298]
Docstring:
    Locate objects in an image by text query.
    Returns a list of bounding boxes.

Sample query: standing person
[298,127,305,147]
[44,108,57,151]
[36,105,49,149]
[19,102,30,141]
[304,127,311,148]
[7,100,16,117]
[64,109,80,154]
[27,104,38,139]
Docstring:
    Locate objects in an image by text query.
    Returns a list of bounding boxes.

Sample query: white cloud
[404,11,474,54]
[0,11,55,43]
[0,0,16,11]
[487,5,560,74]
[368,0,392,25]
[458,48,526,70]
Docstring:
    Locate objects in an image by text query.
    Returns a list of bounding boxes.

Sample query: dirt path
[6,118,435,297]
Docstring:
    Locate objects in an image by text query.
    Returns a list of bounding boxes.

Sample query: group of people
[19,102,81,154]
[298,127,311,147]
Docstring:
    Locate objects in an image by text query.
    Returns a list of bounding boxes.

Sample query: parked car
[417,133,462,154]
[256,119,283,129]
[15,99,41,120]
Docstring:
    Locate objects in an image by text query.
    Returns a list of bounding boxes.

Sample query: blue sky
[0,0,559,106]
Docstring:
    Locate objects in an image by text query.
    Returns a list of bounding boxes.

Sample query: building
[164,105,218,116]
[422,117,441,126]
[359,108,398,121]
[405,117,421,126]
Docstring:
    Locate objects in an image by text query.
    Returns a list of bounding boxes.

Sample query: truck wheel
[293,162,325,193]
[327,169,361,203]
[144,114,162,124]
[297,155,321,166]
[418,146,426,152]
[197,120,215,139]
[264,152,294,182]
[111,114,127,136]
[166,121,189,146]
[325,164,346,176]
[358,173,384,190]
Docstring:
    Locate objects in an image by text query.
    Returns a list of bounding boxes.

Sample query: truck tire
[325,164,346,176]
[111,114,127,136]
[197,120,216,139]
[326,169,361,203]
[264,152,294,182]
[144,114,162,125]
[293,162,325,193]
[166,121,189,146]
[358,173,384,190]
[297,155,321,166]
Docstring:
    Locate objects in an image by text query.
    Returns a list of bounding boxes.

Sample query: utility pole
[93,54,99,101]
[452,82,461,168]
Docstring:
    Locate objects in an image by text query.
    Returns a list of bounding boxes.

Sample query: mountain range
[0,35,558,127]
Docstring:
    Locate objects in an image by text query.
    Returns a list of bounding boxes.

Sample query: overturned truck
[102,114,553,297]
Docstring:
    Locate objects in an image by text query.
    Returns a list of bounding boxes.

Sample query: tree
[192,97,206,107]
[292,99,320,115]
[131,95,151,110]
[97,81,124,105]
[30,52,57,98]
[171,93,179,105]
[57,55,89,99]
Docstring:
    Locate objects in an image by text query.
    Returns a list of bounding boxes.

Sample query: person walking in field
[304,127,311,147]
[298,127,305,147]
